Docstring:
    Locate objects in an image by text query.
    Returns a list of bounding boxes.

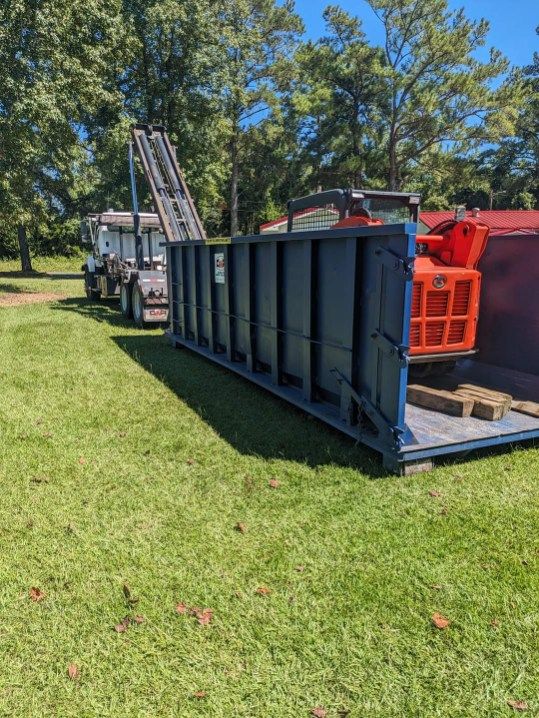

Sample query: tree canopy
[0,0,535,261]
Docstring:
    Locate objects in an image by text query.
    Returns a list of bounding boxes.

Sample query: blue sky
[294,0,538,67]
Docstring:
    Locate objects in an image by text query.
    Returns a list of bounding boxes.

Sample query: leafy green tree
[0,0,125,268]
[220,0,303,235]
[293,6,386,190]
[114,0,228,230]
[367,0,522,190]
[476,30,539,210]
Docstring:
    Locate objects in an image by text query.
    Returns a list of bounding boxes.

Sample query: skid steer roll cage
[287,188,421,231]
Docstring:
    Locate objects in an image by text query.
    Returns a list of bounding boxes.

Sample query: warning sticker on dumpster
[214,252,225,284]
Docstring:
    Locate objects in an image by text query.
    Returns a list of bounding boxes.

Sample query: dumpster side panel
[476,234,539,376]
[165,225,415,463]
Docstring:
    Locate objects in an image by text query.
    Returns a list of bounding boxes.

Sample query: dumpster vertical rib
[270,241,281,385]
[224,245,234,362]
[339,237,359,422]
[169,244,178,335]
[178,245,186,337]
[191,245,200,345]
[302,239,314,401]
[246,244,256,372]
[205,246,215,352]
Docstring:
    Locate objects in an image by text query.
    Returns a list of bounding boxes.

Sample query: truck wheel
[120,283,133,318]
[84,270,99,300]
[132,284,146,328]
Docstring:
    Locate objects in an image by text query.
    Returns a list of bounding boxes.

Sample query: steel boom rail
[130,124,206,243]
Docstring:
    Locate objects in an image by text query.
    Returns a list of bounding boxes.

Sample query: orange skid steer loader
[286,189,489,375]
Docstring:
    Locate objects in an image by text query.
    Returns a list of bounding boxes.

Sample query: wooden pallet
[407,382,512,421]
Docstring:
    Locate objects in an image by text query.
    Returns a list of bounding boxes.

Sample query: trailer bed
[401,361,539,465]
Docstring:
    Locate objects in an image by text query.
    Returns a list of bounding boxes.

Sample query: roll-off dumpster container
[163,223,539,474]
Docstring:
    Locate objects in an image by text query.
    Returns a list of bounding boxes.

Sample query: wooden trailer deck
[401,361,539,462]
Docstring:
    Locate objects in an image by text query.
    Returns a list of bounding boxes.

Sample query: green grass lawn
[0,259,538,717]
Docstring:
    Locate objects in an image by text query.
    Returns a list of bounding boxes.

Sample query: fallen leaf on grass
[67,664,79,680]
[186,458,195,466]
[268,478,280,488]
[194,609,213,626]
[311,707,327,718]
[431,612,450,629]
[29,587,45,602]
[294,565,305,573]
[507,700,528,711]
[491,619,500,628]
[42,431,53,439]
[78,457,86,465]
[115,613,144,632]
[430,584,443,590]
[114,618,129,633]
[428,489,441,498]
[193,691,207,699]
[255,586,271,596]
[175,603,214,625]
[234,522,247,533]
[440,507,449,516]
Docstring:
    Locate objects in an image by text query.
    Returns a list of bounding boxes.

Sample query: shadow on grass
[0,271,82,280]
[57,297,537,475]
[56,295,134,328]
[55,296,386,475]
[0,282,26,294]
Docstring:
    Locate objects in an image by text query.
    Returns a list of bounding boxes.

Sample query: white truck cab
[81,211,168,327]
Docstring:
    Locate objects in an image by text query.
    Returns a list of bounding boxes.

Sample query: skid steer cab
[81,211,168,328]
[286,189,489,372]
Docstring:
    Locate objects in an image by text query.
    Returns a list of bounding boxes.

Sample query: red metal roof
[420,210,539,236]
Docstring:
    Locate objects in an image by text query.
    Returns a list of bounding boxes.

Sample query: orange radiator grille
[409,274,479,354]
[426,291,449,317]
[452,281,471,315]
[425,322,445,346]
[447,320,467,344]
[411,284,422,318]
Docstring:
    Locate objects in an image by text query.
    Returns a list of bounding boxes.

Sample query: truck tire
[120,283,133,318]
[84,269,100,300]
[132,283,146,328]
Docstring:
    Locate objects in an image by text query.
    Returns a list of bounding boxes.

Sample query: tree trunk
[388,134,398,191]
[17,224,33,272]
[230,131,240,237]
